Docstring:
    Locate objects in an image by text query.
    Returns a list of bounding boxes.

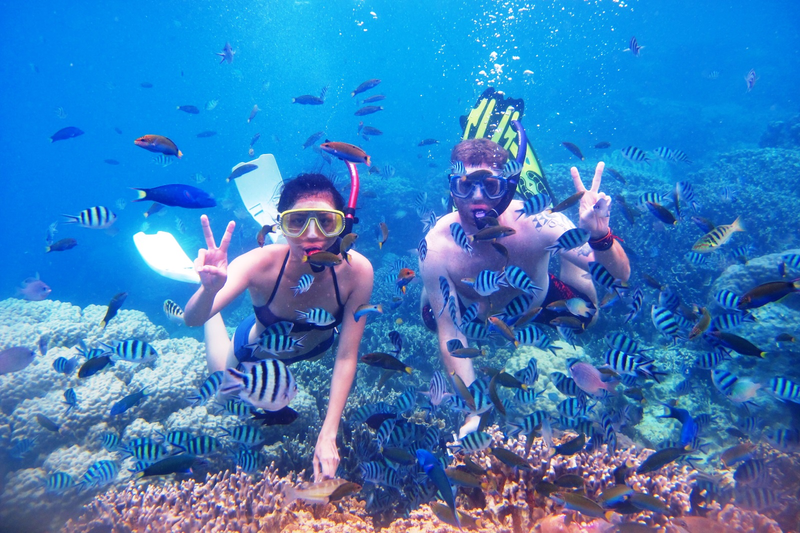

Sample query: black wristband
[589,228,615,251]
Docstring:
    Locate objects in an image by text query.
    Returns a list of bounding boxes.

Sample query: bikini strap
[330,267,344,308]
[266,250,292,306]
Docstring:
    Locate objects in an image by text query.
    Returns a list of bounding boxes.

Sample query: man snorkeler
[419,135,630,387]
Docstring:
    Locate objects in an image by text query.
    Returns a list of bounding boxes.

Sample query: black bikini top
[253,251,345,332]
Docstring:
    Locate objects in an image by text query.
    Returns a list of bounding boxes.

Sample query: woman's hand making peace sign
[194,215,236,293]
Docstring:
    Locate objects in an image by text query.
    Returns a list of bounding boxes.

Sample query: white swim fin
[233,154,284,245]
[133,231,200,283]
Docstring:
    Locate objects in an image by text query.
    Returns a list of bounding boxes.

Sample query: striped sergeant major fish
[605,332,647,354]
[296,307,335,326]
[163,299,185,324]
[625,36,643,56]
[223,425,266,447]
[461,302,479,325]
[546,228,590,255]
[766,377,800,403]
[461,269,506,296]
[79,460,118,491]
[654,147,692,164]
[448,431,492,454]
[694,348,731,369]
[515,193,551,220]
[184,435,223,456]
[504,266,541,295]
[710,312,756,331]
[712,369,739,396]
[47,472,75,493]
[417,238,427,263]
[152,154,174,167]
[450,223,473,256]
[621,146,649,164]
[107,339,159,364]
[123,438,168,463]
[437,277,450,317]
[715,289,742,310]
[62,206,117,229]
[587,262,626,293]
[221,359,298,411]
[625,287,644,323]
[187,370,224,406]
[422,211,437,234]
[651,305,681,343]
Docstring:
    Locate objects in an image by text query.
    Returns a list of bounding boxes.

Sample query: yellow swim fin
[459,87,553,202]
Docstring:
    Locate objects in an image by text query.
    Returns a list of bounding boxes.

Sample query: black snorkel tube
[475,119,528,228]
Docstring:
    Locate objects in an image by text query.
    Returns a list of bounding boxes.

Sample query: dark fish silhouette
[561,142,585,161]
[101,292,128,329]
[251,406,299,426]
[177,105,200,114]
[303,131,324,149]
[216,42,234,64]
[50,127,84,143]
[196,131,217,138]
[226,164,258,183]
[351,79,381,97]
[354,106,383,116]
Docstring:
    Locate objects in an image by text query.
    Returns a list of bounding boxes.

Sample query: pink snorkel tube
[343,161,361,235]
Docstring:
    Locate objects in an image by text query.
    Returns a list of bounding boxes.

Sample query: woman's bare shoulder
[230,243,289,271]
[339,250,374,277]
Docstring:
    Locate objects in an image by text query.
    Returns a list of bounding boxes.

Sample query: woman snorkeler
[184,173,374,481]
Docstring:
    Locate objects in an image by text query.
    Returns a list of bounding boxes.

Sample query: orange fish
[320,141,371,166]
[134,135,182,158]
[396,268,415,294]
[397,268,415,281]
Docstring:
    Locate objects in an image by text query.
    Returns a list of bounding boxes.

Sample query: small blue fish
[417,449,461,531]
[132,184,216,209]
[109,388,149,416]
[354,304,383,322]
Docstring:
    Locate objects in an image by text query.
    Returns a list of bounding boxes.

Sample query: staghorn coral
[64,467,374,533]
[62,427,789,533]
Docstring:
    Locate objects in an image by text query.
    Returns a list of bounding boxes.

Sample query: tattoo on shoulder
[533,212,573,232]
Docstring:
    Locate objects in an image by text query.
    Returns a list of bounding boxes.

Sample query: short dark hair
[451,138,509,170]
[278,173,345,212]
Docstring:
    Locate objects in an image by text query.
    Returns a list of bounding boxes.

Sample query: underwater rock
[760,114,800,149]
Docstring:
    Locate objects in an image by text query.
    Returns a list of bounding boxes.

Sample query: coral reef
[63,429,789,533]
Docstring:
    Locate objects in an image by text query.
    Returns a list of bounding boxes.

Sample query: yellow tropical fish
[691,216,744,253]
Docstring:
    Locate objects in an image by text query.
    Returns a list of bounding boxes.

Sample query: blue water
[2,1,797,322]
[2,1,800,529]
